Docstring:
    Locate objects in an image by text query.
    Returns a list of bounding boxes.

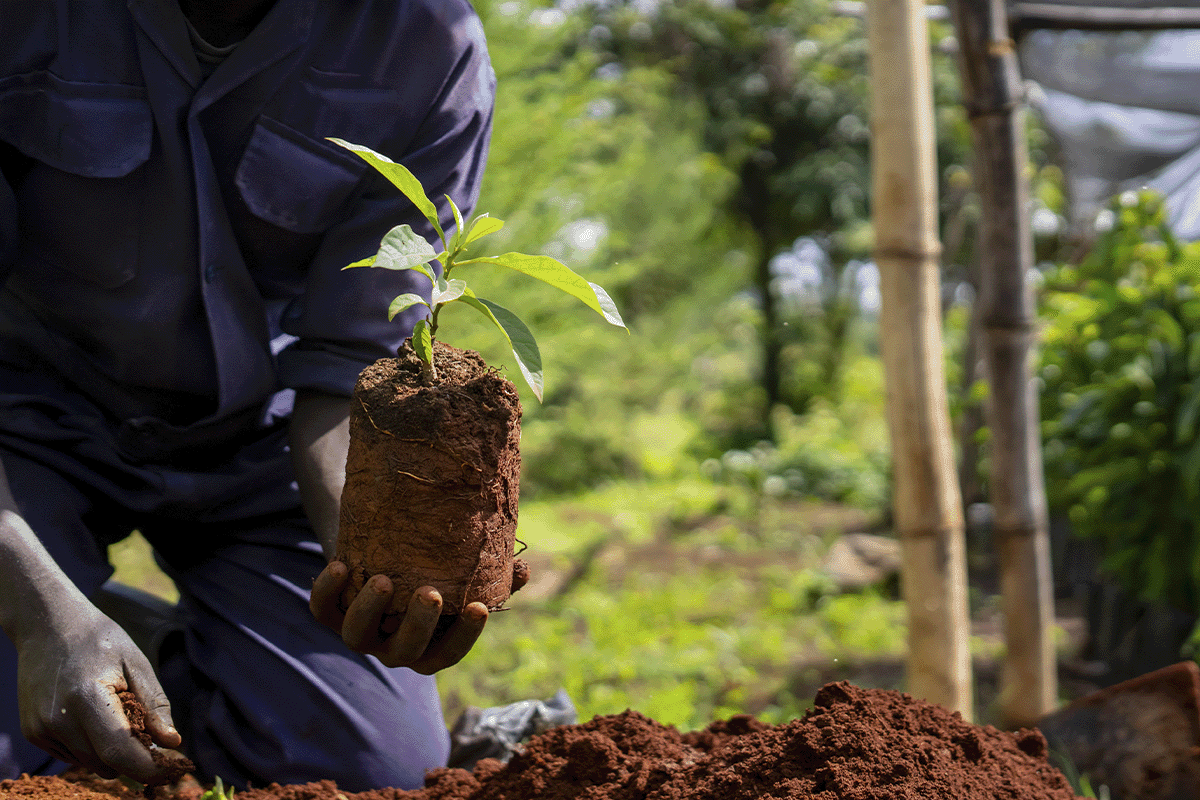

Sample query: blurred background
[111,0,1200,731]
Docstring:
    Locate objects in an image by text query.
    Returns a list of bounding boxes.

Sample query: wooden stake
[950,0,1057,729]
[867,0,973,718]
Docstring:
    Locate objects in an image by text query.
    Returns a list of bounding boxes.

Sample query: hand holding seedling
[328,138,626,401]
[317,140,624,655]
[309,564,488,672]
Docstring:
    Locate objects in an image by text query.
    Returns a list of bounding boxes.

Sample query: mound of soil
[0,683,1080,800]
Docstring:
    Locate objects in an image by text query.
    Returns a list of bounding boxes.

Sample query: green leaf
[1178,382,1200,443]
[373,225,438,285]
[327,138,445,244]
[200,777,234,800]
[447,194,465,253]
[456,252,627,329]
[341,255,376,270]
[387,293,430,321]
[464,214,504,246]
[452,290,544,401]
[412,318,434,366]
[433,278,468,306]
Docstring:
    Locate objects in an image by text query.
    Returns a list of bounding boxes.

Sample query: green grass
[108,532,178,603]
[106,478,1082,734]
[435,485,897,730]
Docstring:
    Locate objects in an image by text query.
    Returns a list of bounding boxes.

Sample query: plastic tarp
[1017,22,1200,239]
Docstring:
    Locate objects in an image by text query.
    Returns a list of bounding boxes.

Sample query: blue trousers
[0,369,450,791]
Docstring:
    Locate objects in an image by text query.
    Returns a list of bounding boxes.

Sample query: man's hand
[15,602,184,783]
[292,391,490,672]
[0,459,184,784]
[309,562,488,673]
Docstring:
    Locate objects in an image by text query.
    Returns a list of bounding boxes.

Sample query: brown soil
[337,341,525,615]
[3,683,1081,800]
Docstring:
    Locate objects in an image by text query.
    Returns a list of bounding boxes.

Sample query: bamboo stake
[950,0,1057,729]
[866,0,973,718]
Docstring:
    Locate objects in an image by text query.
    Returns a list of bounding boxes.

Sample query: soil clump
[337,341,525,617]
[2,682,1081,800]
[118,692,193,788]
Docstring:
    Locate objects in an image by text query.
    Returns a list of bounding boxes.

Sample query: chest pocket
[0,72,152,290]
[235,115,368,235]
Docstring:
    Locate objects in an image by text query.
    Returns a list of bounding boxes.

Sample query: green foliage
[1039,190,1200,612]
[331,139,626,401]
[438,1,904,500]
[702,355,891,509]
[1050,749,1109,800]
[199,777,234,800]
[436,486,904,731]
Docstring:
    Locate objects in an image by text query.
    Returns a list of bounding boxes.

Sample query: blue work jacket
[0,0,494,443]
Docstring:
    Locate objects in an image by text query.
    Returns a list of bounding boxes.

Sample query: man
[0,0,495,790]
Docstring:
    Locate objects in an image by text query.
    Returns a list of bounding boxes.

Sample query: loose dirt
[117,692,192,788]
[1,682,1080,800]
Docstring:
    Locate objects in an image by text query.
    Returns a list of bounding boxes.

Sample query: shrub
[1039,190,1200,612]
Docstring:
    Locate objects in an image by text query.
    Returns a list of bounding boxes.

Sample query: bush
[1039,190,1200,612]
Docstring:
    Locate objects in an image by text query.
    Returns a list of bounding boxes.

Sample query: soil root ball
[337,342,523,616]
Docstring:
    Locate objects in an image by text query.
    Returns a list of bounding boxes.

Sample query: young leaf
[433,278,468,306]
[388,293,430,321]
[341,255,377,270]
[456,252,627,329]
[412,318,434,365]
[373,224,439,279]
[327,138,445,244]
[447,194,465,253]
[200,777,234,800]
[464,214,504,247]
[452,290,544,401]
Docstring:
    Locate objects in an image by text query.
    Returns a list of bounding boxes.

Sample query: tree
[564,0,969,437]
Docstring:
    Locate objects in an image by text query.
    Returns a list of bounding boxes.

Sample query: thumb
[126,667,181,750]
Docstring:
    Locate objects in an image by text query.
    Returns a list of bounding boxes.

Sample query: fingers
[310,561,351,631]
[73,686,161,784]
[125,663,181,750]
[407,602,488,675]
[29,726,117,779]
[340,574,399,651]
[378,587,443,668]
[315,570,488,672]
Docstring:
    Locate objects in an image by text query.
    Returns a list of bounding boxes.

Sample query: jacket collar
[126,0,314,104]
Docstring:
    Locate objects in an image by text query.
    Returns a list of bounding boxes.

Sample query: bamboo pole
[1009,3,1200,33]
[950,0,1057,729]
[866,0,973,718]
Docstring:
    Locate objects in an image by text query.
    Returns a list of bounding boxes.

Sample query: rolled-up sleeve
[275,11,495,397]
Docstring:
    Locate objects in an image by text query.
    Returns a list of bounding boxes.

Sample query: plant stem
[420,350,437,383]
[430,304,443,337]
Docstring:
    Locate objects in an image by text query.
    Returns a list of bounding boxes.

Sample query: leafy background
[109,0,1177,738]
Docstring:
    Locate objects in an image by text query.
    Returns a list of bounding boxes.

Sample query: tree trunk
[867,0,973,718]
[950,0,1058,729]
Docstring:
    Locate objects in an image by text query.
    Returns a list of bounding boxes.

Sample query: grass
[107,477,1086,734]
[438,485,896,730]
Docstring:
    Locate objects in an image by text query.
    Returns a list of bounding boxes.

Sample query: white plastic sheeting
[1019,25,1200,239]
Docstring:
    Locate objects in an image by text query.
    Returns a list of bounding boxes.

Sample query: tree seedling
[199,776,234,800]
[329,138,627,401]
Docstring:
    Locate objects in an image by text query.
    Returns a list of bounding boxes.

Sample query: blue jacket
[0,0,494,435]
